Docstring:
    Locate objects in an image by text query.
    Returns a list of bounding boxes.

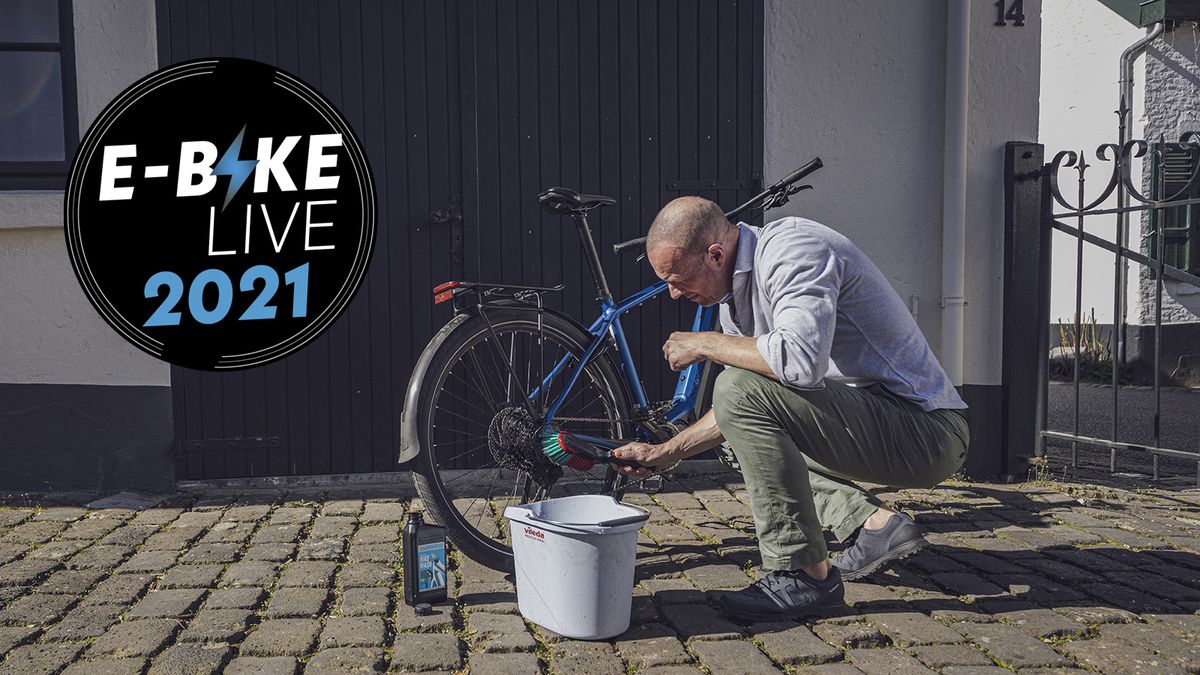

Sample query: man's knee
[712,368,760,420]
[712,367,791,428]
[713,367,769,400]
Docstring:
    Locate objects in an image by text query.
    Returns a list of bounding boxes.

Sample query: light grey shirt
[718,216,967,413]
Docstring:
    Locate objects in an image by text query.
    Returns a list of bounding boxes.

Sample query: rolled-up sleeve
[754,233,841,388]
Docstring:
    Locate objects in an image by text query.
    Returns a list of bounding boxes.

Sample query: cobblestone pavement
[3,470,1200,674]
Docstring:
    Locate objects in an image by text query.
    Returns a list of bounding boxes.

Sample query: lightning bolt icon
[212,125,258,211]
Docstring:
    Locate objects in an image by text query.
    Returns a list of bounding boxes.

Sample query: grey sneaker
[830,512,926,580]
[719,566,845,620]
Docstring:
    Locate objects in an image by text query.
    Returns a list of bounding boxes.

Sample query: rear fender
[398,312,473,464]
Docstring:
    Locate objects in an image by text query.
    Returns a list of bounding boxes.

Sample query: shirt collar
[733,222,756,274]
[720,222,757,304]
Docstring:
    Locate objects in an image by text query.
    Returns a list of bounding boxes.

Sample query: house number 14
[995,0,1025,26]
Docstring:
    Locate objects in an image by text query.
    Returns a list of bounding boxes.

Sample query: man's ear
[707,243,724,266]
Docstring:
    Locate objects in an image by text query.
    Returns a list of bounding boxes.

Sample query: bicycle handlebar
[725,156,822,221]
[611,157,823,256]
[613,236,647,255]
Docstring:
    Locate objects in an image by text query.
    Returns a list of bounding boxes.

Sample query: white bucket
[503,494,649,640]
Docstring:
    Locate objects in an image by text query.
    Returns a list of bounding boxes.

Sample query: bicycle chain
[535,405,680,493]
[551,400,674,427]
[550,415,635,424]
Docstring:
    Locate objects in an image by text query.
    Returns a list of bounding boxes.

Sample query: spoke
[434,404,488,429]
[460,492,489,528]
[508,330,533,402]
[572,398,607,423]
[507,331,517,403]
[480,322,533,415]
[438,385,495,419]
[465,349,503,410]
[435,441,492,466]
[560,376,601,417]
[441,463,501,486]
[544,356,580,412]
[536,324,547,411]
[455,464,502,497]
[430,427,487,443]
[480,337,512,405]
[479,472,501,525]
[525,333,533,407]
[432,434,489,447]
[448,370,497,413]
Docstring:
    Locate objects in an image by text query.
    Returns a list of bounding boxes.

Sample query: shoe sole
[836,536,927,582]
[720,585,847,622]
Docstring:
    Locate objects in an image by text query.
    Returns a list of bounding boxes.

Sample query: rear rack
[433,280,566,306]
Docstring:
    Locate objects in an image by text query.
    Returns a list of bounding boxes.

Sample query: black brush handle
[568,435,648,469]
[603,453,646,469]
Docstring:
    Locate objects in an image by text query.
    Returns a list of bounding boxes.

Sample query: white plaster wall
[1141,22,1200,324]
[0,0,164,385]
[765,0,1040,387]
[1040,0,1142,326]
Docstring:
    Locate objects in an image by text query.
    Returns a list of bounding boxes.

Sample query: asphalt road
[1046,381,1200,478]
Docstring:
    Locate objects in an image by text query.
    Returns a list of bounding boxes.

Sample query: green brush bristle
[539,428,572,466]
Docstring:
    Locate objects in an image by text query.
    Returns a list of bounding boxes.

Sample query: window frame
[0,0,79,191]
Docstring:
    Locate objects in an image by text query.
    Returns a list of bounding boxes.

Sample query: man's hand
[668,331,780,382]
[663,332,710,371]
[609,442,678,479]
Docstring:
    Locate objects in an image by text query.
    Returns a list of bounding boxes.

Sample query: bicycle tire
[410,307,634,572]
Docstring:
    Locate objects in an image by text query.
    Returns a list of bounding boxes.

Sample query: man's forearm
[663,408,726,459]
[701,333,778,380]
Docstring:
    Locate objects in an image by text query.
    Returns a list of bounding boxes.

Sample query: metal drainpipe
[941,0,969,386]
[1116,21,1165,364]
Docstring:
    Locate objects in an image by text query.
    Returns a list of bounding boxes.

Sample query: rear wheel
[410,307,633,572]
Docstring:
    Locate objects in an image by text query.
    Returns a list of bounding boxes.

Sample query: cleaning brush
[538,426,646,471]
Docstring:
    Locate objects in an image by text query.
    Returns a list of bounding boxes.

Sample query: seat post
[572,212,614,303]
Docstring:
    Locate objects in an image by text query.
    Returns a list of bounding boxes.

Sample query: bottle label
[417,541,447,592]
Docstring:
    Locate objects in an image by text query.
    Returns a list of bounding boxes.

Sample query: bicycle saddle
[538,187,616,214]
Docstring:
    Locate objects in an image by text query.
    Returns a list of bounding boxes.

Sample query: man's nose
[668,285,683,300]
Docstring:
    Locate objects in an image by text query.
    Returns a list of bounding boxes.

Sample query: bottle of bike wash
[402,512,448,606]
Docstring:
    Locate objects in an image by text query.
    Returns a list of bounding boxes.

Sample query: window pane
[0,52,65,161]
[0,0,59,42]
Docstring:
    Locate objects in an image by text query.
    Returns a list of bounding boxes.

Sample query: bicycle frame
[532,281,717,436]
[498,157,823,441]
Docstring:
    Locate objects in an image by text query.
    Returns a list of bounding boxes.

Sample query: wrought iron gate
[1005,136,1200,485]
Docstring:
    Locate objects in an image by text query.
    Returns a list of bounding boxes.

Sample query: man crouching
[610,197,971,620]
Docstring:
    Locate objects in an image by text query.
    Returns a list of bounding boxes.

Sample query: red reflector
[434,289,454,304]
[433,280,462,294]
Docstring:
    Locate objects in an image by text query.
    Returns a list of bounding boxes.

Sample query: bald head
[644,196,739,306]
[646,196,735,256]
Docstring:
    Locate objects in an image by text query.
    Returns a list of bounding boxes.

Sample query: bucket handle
[594,513,650,527]
[525,504,650,531]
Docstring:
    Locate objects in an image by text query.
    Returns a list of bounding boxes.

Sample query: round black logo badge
[65,58,376,370]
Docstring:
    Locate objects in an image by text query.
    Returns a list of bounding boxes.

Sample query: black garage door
[159,0,763,479]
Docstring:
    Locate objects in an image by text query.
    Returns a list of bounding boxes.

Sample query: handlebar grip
[725,157,823,221]
[776,157,823,189]
[613,236,648,255]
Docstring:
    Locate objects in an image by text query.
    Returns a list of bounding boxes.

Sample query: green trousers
[711,368,970,570]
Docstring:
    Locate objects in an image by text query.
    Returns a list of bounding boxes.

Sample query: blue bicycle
[399,159,823,570]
